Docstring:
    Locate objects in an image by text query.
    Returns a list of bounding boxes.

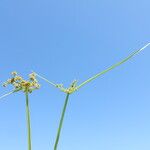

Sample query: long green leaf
[34,72,57,87]
[77,43,150,90]
[0,91,14,100]
[0,88,21,100]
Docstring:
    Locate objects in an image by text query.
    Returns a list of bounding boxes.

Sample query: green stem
[0,88,22,100]
[54,93,70,150]
[77,43,150,90]
[0,91,15,100]
[25,91,32,150]
[35,72,57,87]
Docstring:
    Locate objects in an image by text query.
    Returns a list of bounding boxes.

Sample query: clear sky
[0,0,150,150]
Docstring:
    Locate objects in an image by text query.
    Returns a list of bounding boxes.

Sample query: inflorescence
[3,72,40,93]
[55,80,78,94]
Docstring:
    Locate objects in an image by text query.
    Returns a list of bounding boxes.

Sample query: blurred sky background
[0,0,150,150]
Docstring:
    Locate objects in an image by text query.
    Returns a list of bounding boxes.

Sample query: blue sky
[0,0,150,150]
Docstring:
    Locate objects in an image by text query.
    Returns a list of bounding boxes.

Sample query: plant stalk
[77,43,150,89]
[25,91,32,150]
[34,72,57,87]
[54,93,70,150]
[0,88,22,100]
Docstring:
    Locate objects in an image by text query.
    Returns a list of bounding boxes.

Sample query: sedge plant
[0,72,40,150]
[35,43,150,150]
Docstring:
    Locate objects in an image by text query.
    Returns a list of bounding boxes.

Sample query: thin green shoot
[0,91,15,100]
[54,93,70,150]
[0,88,21,100]
[33,71,57,88]
[77,42,150,89]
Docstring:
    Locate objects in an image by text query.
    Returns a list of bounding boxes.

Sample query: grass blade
[0,91,15,100]
[0,88,21,100]
[77,43,150,90]
[34,72,57,87]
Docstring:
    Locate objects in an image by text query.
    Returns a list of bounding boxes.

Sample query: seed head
[56,80,78,94]
[2,72,40,93]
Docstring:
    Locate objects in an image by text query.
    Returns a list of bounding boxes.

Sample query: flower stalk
[54,93,70,150]
[25,90,32,150]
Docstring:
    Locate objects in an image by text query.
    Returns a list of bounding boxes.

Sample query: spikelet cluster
[3,72,40,93]
[56,80,78,94]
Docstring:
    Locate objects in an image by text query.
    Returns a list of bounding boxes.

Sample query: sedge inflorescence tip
[2,71,40,93]
[56,80,78,94]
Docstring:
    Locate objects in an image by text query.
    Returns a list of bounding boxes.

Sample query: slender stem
[0,88,22,100]
[0,91,14,100]
[25,91,32,150]
[54,93,70,150]
[34,72,57,87]
[77,43,150,90]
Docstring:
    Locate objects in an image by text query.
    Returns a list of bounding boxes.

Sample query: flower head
[56,80,78,94]
[2,72,40,93]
